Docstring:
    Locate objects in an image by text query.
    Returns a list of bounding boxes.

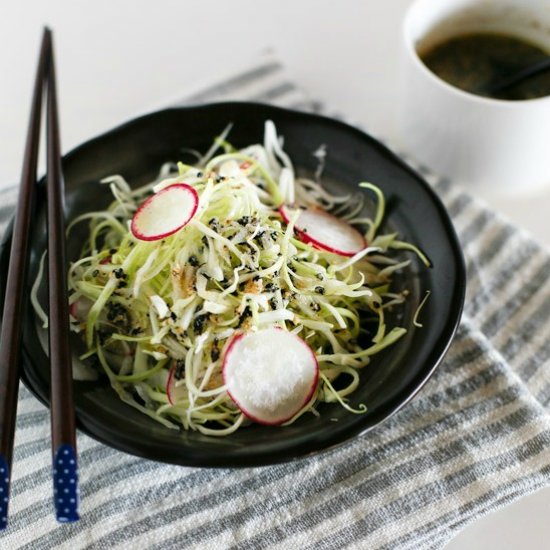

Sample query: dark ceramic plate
[0,103,465,467]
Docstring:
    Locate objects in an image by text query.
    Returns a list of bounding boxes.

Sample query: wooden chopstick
[0,28,52,531]
[46,32,80,524]
[0,27,80,529]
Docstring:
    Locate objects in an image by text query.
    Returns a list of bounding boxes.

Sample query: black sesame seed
[92,269,99,277]
[237,306,252,327]
[188,255,199,267]
[315,286,325,295]
[174,360,185,381]
[193,313,209,334]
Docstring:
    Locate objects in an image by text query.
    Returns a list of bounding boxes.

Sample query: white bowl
[400,0,550,194]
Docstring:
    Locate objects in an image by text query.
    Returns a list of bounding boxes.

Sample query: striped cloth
[2,58,550,550]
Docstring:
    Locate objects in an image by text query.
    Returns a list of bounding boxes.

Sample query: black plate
[0,103,465,467]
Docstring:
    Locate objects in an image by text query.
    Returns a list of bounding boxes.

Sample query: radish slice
[222,328,319,425]
[131,184,198,241]
[166,362,186,406]
[280,205,366,257]
[69,297,92,321]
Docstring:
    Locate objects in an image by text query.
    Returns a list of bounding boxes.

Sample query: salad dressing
[418,32,550,100]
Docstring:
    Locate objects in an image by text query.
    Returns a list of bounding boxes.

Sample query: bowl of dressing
[400,0,550,194]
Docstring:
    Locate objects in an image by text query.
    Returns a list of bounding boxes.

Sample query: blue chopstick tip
[0,455,10,530]
[52,444,79,523]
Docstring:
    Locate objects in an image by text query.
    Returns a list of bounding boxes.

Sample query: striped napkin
[2,58,549,550]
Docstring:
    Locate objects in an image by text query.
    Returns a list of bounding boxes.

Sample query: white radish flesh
[280,205,366,257]
[131,184,198,241]
[222,328,319,425]
[69,297,92,321]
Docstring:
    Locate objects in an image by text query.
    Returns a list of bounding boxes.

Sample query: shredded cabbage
[35,121,429,436]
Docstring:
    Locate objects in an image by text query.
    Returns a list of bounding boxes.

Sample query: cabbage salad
[32,121,429,436]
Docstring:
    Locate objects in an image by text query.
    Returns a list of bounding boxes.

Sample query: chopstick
[46,32,80,524]
[0,27,79,529]
[0,28,52,531]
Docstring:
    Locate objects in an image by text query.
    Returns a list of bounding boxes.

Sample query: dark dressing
[418,32,550,100]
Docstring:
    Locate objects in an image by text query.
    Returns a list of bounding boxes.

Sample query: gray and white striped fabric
[2,58,550,550]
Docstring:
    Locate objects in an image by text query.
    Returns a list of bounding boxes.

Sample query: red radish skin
[166,362,186,406]
[279,205,367,257]
[131,183,199,242]
[222,329,319,426]
[166,362,176,406]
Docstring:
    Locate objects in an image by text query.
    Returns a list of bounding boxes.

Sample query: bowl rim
[8,101,466,467]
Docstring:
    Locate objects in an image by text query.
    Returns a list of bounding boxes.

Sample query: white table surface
[1,1,549,548]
